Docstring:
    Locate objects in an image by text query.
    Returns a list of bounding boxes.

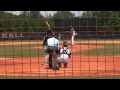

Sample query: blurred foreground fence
[0,11,120,79]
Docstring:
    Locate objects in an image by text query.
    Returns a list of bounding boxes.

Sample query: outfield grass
[82,44,120,56]
[0,43,120,58]
[0,44,45,58]
[0,75,119,79]
[0,40,40,42]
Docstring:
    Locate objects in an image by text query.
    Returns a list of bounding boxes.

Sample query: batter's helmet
[46,30,54,37]
[47,30,52,34]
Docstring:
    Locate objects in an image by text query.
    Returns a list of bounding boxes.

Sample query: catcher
[57,41,71,68]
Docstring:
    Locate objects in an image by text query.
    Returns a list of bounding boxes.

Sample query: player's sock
[58,62,61,67]
[64,63,67,68]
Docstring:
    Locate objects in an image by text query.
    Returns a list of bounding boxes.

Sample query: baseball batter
[42,29,53,67]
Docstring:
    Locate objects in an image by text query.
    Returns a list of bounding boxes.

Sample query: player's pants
[45,54,49,66]
[71,35,75,45]
[43,46,48,52]
[58,54,69,63]
[58,34,61,40]
[43,46,49,66]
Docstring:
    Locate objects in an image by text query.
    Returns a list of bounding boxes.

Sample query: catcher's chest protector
[61,47,68,54]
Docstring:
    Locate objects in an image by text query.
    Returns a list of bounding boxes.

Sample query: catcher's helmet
[63,41,68,47]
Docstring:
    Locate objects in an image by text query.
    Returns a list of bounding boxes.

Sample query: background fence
[0,31,120,40]
[0,11,120,79]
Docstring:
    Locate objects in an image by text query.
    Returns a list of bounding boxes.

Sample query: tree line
[0,11,120,32]
[81,11,120,31]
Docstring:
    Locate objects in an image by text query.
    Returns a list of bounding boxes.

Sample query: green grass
[75,44,120,56]
[0,40,40,42]
[0,44,45,58]
[0,75,120,79]
[0,43,120,58]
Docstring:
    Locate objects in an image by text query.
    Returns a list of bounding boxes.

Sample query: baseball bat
[45,20,55,36]
[45,20,50,29]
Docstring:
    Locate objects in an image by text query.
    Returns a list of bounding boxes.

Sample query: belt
[48,46,54,47]
[48,46,57,48]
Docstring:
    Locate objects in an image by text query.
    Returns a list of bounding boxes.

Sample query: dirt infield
[0,40,120,77]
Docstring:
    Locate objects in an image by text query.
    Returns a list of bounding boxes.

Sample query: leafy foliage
[0,11,120,32]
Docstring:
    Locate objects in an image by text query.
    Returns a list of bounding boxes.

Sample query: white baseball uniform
[58,47,70,63]
[42,36,49,66]
[71,28,75,45]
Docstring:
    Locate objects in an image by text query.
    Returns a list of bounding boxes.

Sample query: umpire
[47,32,60,70]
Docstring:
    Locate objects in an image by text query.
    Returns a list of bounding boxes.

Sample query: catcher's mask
[63,41,68,47]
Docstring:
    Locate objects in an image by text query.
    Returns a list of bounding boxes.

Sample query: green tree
[53,11,75,18]
[29,11,44,19]
[81,11,120,31]
[19,11,29,18]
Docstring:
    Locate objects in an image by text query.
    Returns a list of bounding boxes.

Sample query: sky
[11,11,83,16]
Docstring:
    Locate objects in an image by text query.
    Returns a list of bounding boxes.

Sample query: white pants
[71,35,75,45]
[45,54,49,66]
[58,54,69,63]
[43,46,48,51]
[58,34,61,40]
[43,46,49,66]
